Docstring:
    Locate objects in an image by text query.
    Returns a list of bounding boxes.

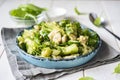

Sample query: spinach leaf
[93,17,101,27]
[9,4,47,20]
[79,76,94,80]
[74,7,86,15]
[114,63,120,74]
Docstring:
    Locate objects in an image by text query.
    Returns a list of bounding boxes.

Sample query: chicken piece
[63,54,79,59]
[48,30,59,40]
[69,34,76,40]
[62,34,67,43]
[53,32,62,44]
[77,35,88,44]
[52,55,62,60]
[34,25,40,30]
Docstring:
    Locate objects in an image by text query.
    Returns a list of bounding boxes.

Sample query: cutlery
[89,13,120,41]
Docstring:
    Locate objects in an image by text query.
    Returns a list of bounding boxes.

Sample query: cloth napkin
[1,27,120,80]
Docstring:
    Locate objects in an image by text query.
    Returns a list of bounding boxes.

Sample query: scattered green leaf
[74,7,81,15]
[74,7,86,15]
[114,63,120,74]
[93,17,101,27]
[79,76,94,80]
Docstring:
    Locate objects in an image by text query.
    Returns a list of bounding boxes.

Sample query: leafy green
[74,7,81,15]
[39,21,65,35]
[19,4,46,15]
[81,29,99,47]
[114,63,120,74]
[93,17,101,27]
[65,22,77,36]
[10,8,28,19]
[81,28,90,36]
[10,4,47,20]
[79,76,94,80]
[74,7,86,15]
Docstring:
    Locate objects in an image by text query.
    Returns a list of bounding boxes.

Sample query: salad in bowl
[16,19,101,68]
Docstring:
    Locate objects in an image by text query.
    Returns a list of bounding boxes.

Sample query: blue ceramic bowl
[16,25,102,69]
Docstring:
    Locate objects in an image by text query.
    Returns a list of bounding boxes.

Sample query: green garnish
[93,17,101,27]
[79,76,94,80]
[74,7,86,15]
[9,4,47,21]
[114,63,120,74]
[74,7,81,15]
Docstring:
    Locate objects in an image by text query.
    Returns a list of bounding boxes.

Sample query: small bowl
[10,16,36,27]
[9,8,66,27]
[16,24,102,69]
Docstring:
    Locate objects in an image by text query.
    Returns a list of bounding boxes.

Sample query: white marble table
[0,0,120,80]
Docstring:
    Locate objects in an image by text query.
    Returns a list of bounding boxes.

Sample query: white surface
[102,1,120,49]
[56,71,83,80]
[37,7,66,22]
[0,51,15,80]
[0,0,120,80]
[85,61,120,80]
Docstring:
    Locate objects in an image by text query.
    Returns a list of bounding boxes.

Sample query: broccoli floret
[39,21,65,34]
[61,44,78,55]
[24,38,41,55]
[17,36,26,51]
[41,47,52,58]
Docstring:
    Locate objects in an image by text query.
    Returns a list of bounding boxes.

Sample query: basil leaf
[93,17,101,27]
[79,76,94,80]
[74,7,81,15]
[74,7,86,15]
[114,63,120,74]
[9,4,47,20]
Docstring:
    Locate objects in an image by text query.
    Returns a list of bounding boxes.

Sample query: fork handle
[103,26,120,41]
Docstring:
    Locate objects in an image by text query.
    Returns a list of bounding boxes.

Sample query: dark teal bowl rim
[16,24,102,61]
